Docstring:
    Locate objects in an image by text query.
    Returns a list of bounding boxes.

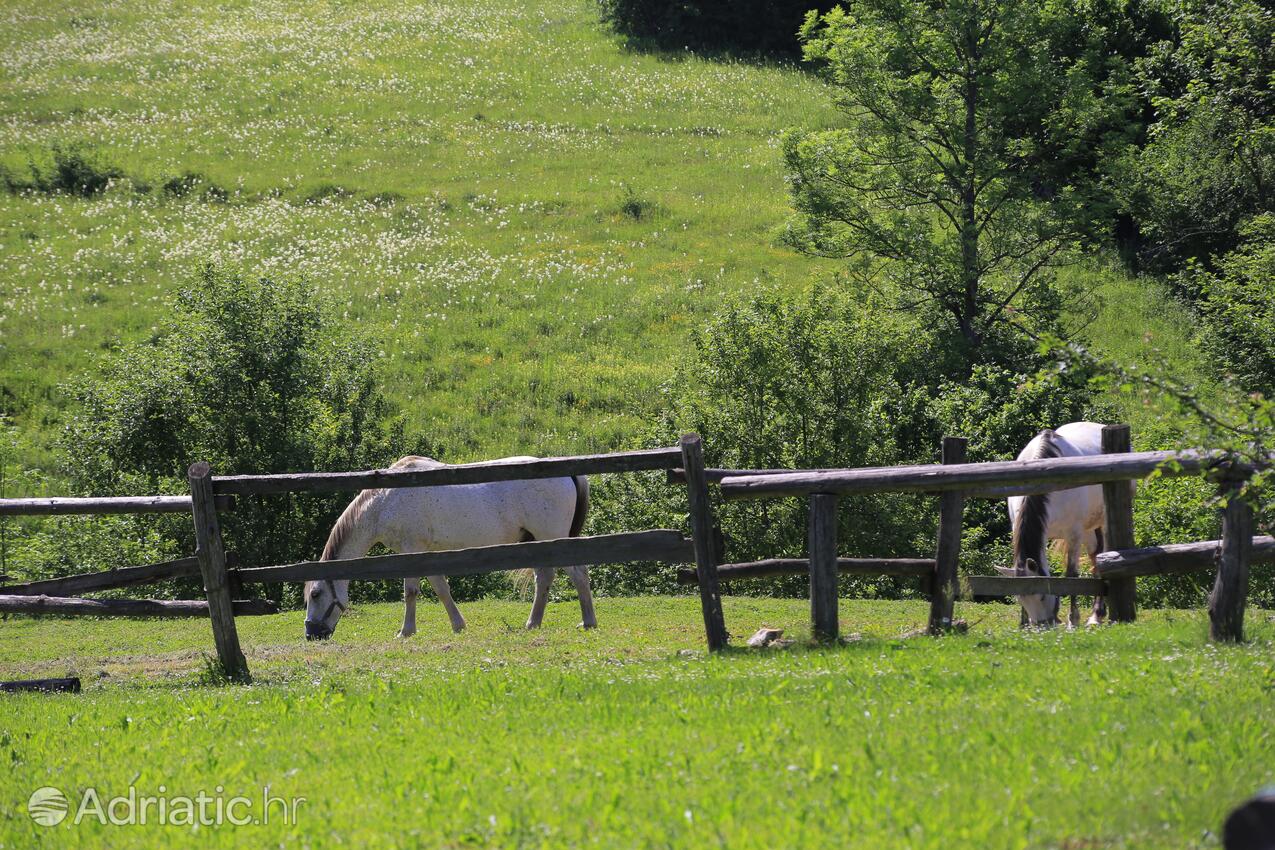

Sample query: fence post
[188,462,250,683]
[808,494,839,642]
[929,436,967,634]
[1101,425,1137,622]
[680,435,728,651]
[1209,470,1252,642]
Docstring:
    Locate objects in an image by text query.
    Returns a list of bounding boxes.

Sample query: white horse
[1001,422,1132,627]
[303,456,594,640]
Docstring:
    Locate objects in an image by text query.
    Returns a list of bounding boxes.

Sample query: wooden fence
[0,424,1265,687]
[0,436,726,683]
[704,424,1265,644]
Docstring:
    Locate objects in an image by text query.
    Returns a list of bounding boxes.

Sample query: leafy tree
[1190,215,1275,397]
[589,288,1099,596]
[1115,0,1274,273]
[783,0,1140,368]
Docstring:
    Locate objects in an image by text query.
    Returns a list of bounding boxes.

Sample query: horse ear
[994,565,1016,576]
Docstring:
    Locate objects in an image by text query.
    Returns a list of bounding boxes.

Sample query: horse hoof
[451,623,466,634]
[525,621,542,630]
[578,621,597,630]
[397,629,415,639]
[1085,616,1101,628]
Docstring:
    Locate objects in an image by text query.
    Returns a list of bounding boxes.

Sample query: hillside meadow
[1,598,1273,848]
[0,0,1214,478]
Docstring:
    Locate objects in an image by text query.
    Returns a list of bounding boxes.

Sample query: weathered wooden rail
[707,424,1257,643]
[0,438,727,685]
[0,594,278,618]
[1,424,1260,688]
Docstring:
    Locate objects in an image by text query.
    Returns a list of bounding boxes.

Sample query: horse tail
[569,474,590,538]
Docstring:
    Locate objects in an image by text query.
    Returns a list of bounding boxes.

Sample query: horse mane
[321,489,381,561]
[1011,429,1060,573]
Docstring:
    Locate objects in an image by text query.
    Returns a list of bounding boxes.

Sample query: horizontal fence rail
[675,557,936,585]
[212,447,683,496]
[0,556,207,596]
[1096,536,1275,579]
[0,595,278,618]
[238,530,695,584]
[0,495,232,517]
[719,450,1226,500]
[961,575,1108,597]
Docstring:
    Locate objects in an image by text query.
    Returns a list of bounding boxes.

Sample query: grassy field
[0,0,1214,478]
[0,0,842,468]
[1,598,1272,848]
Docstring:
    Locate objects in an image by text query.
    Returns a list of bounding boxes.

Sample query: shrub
[598,0,839,57]
[35,264,435,605]
[588,287,1101,596]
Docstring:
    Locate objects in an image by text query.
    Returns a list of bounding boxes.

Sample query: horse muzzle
[305,620,333,641]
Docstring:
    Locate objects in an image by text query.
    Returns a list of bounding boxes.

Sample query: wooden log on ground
[808,494,839,642]
[189,462,251,684]
[680,434,728,652]
[675,557,936,584]
[213,447,683,496]
[961,575,1108,597]
[239,530,695,584]
[0,595,278,617]
[1095,536,1275,579]
[929,436,967,634]
[719,449,1225,500]
[0,677,81,694]
[0,495,232,517]
[0,555,207,596]
[1101,425,1137,622]
[1210,475,1253,642]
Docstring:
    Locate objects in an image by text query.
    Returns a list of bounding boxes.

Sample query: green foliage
[597,0,839,57]
[783,0,1135,363]
[1,144,126,196]
[1190,215,1275,397]
[590,288,1099,594]
[1115,0,1274,273]
[25,264,426,603]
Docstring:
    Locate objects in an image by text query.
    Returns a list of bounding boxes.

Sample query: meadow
[1,598,1273,848]
[0,0,1214,477]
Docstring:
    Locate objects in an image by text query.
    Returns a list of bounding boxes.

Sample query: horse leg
[426,575,466,633]
[525,567,554,630]
[398,577,421,638]
[566,565,597,629]
[1087,527,1106,626]
[1065,536,1081,629]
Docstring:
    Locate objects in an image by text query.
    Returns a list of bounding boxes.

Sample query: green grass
[0,598,1272,848]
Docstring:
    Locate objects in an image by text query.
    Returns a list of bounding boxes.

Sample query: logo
[28,786,69,826]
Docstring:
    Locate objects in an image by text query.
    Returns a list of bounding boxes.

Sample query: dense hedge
[598,0,839,57]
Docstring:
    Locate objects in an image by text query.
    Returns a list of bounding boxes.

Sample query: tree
[783,0,1137,368]
[42,264,429,601]
[1114,0,1274,274]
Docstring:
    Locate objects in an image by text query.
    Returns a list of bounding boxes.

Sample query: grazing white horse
[303,456,594,640]
[1002,422,1131,627]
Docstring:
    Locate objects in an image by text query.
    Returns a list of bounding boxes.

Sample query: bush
[588,287,1101,596]
[1188,215,1275,397]
[598,0,839,57]
[28,264,435,605]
